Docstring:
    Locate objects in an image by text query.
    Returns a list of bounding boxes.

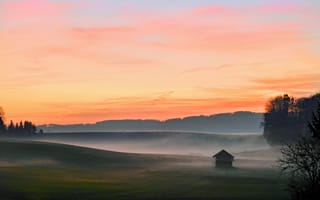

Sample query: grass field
[0,140,288,200]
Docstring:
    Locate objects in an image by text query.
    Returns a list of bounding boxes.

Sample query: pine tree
[24,121,30,134]
[31,123,37,134]
[15,123,19,133]
[0,107,7,133]
[0,116,6,133]
[19,121,24,133]
[8,120,15,133]
[308,101,320,140]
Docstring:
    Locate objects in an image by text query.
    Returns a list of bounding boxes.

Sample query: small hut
[212,149,234,168]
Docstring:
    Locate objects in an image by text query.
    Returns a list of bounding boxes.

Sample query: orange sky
[0,0,320,125]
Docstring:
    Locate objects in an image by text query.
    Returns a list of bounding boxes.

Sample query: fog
[31,132,277,158]
[1,131,282,170]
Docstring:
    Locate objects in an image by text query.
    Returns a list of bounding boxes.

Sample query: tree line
[263,93,320,200]
[263,93,320,145]
[0,107,41,136]
[279,99,320,200]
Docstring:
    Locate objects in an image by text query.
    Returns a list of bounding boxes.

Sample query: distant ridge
[38,111,263,133]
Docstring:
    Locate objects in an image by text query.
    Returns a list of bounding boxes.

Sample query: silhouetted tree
[296,94,320,136]
[280,138,320,200]
[308,102,320,139]
[0,107,38,136]
[15,122,19,133]
[0,117,6,134]
[23,121,37,134]
[0,107,6,134]
[19,121,23,131]
[7,120,15,133]
[280,101,320,200]
[265,94,293,113]
[264,94,298,144]
[264,93,320,145]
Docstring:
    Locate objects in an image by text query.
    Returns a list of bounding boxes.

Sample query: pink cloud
[113,5,309,53]
[191,5,315,15]
[2,3,314,69]
[251,74,320,95]
[70,26,138,44]
[253,5,320,15]
[63,8,307,55]
[2,0,70,21]
[141,20,305,53]
[255,5,303,13]
[200,73,320,99]
[191,6,233,15]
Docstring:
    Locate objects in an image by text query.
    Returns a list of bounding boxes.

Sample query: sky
[0,0,320,125]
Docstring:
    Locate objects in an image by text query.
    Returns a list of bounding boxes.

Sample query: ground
[0,139,287,200]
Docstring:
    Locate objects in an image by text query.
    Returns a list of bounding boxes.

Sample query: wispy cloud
[38,95,266,124]
[251,74,320,96]
[1,1,319,124]
[202,73,320,98]
[1,0,71,23]
[181,62,271,75]
[191,6,234,15]
[181,64,234,74]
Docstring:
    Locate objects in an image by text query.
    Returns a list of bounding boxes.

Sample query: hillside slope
[0,140,187,169]
[0,140,286,200]
[39,111,263,133]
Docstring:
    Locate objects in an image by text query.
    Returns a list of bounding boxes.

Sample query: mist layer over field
[0,140,286,200]
[30,132,273,157]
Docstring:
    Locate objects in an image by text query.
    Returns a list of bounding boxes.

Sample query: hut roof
[212,149,234,159]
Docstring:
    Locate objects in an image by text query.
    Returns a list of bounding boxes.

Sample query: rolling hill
[38,111,263,133]
[0,139,286,200]
[0,140,189,169]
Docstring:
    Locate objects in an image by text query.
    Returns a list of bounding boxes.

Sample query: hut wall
[215,159,233,168]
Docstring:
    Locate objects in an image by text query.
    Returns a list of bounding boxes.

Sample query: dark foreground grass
[0,140,288,200]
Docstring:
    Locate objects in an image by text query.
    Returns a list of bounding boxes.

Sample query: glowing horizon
[1,0,320,125]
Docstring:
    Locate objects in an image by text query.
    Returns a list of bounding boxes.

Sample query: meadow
[0,139,288,200]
